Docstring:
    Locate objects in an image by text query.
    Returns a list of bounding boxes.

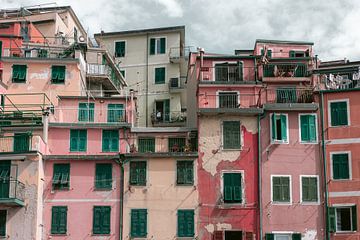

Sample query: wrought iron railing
[0,180,25,202]
[151,111,186,124]
[198,93,261,109]
[263,63,308,78]
[265,88,314,104]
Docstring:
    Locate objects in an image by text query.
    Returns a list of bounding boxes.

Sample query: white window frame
[298,113,318,144]
[333,205,356,233]
[299,175,320,205]
[216,90,240,108]
[271,175,292,205]
[212,61,243,82]
[150,36,167,55]
[154,66,167,84]
[270,113,289,144]
[220,170,245,205]
[328,99,350,127]
[330,151,352,181]
[220,120,242,151]
[274,233,292,240]
[114,40,126,58]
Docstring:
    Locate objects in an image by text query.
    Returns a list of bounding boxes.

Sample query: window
[115,41,125,57]
[93,206,111,234]
[177,161,193,185]
[120,70,125,78]
[138,138,155,153]
[52,164,70,190]
[70,129,87,152]
[215,62,243,82]
[276,88,297,103]
[154,99,170,122]
[131,209,147,237]
[223,172,242,204]
[330,100,349,126]
[102,130,119,152]
[13,132,30,152]
[222,121,241,149]
[328,205,357,232]
[38,49,48,58]
[155,67,166,84]
[0,210,6,237]
[299,114,317,143]
[332,153,350,180]
[271,113,288,143]
[272,176,291,203]
[265,233,301,240]
[107,104,124,122]
[289,50,308,58]
[177,210,194,237]
[301,176,318,203]
[219,92,238,108]
[95,163,112,189]
[261,48,272,58]
[150,37,166,55]
[78,103,94,122]
[51,66,66,84]
[12,64,27,83]
[168,137,186,152]
[130,161,146,186]
[51,206,67,234]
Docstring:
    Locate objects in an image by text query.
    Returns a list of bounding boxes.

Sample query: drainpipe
[145,33,149,127]
[130,89,134,128]
[257,112,266,240]
[117,154,126,240]
[198,47,204,81]
[320,91,329,240]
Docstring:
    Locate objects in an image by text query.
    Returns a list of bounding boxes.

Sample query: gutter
[257,113,266,239]
[320,91,330,240]
[116,154,126,240]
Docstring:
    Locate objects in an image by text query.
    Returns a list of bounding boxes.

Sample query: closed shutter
[223,173,233,201]
[93,207,101,234]
[138,162,147,185]
[301,115,309,141]
[352,205,357,231]
[0,210,5,237]
[292,233,302,240]
[223,121,241,149]
[107,104,124,122]
[115,41,125,57]
[150,38,155,55]
[70,129,78,151]
[338,101,348,125]
[295,63,306,77]
[138,138,155,153]
[223,173,242,203]
[130,162,138,185]
[51,206,67,234]
[177,161,185,184]
[160,38,166,54]
[280,114,287,141]
[331,101,348,126]
[164,99,170,122]
[0,41,2,58]
[185,161,194,184]
[131,209,147,237]
[178,210,194,237]
[139,209,147,237]
[102,130,119,152]
[309,115,316,142]
[102,207,111,234]
[328,207,336,232]
[79,130,87,151]
[70,130,87,152]
[265,233,274,240]
[13,133,30,152]
[333,154,349,179]
[271,113,277,140]
[282,177,290,201]
[95,164,112,189]
[273,177,289,202]
[58,207,67,234]
[155,67,165,84]
[309,177,318,202]
[51,207,59,233]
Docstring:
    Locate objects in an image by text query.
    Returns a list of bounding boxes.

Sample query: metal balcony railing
[86,64,122,90]
[0,134,44,154]
[169,46,192,61]
[151,111,186,124]
[198,93,261,109]
[2,46,76,59]
[199,65,257,82]
[265,88,314,104]
[0,180,25,203]
[168,77,186,90]
[263,63,308,78]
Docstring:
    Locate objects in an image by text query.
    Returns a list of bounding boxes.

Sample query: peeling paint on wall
[303,230,317,240]
[30,70,50,80]
[216,222,232,231]
[205,223,215,233]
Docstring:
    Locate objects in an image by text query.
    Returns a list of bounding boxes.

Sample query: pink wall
[43,160,120,239]
[254,43,313,58]
[260,112,324,237]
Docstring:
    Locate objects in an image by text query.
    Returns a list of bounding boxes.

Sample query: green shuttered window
[12,64,27,83]
[177,210,194,237]
[70,129,87,152]
[52,164,70,190]
[51,66,66,84]
[130,161,146,186]
[131,209,147,238]
[150,37,166,55]
[155,67,166,84]
[51,206,67,234]
[328,205,357,232]
[223,121,241,149]
[215,62,243,82]
[265,233,301,240]
[223,173,242,203]
[330,101,349,126]
[276,88,297,103]
[102,130,119,152]
[95,163,112,189]
[78,103,94,122]
[271,113,288,142]
[177,161,193,185]
[301,176,318,202]
[93,206,111,234]
[169,137,186,152]
[272,176,290,203]
[115,41,125,57]
[219,92,238,108]
[138,138,155,153]
[13,132,31,152]
[107,104,124,122]
[0,210,6,237]
[300,114,317,142]
[332,153,350,180]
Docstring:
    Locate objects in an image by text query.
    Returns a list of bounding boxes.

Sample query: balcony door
[0,161,10,198]
[155,100,170,122]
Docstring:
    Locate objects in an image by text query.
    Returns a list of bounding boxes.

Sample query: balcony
[0,180,25,207]
[262,63,310,82]
[198,92,263,115]
[86,63,122,91]
[168,77,185,93]
[169,46,191,63]
[199,65,257,84]
[0,134,45,154]
[1,45,77,60]
[151,111,186,127]
[263,87,318,111]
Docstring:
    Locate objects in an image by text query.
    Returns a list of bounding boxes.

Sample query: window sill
[176,236,195,239]
[333,231,357,234]
[94,188,113,191]
[271,141,289,145]
[300,201,320,205]
[299,141,318,144]
[331,178,351,182]
[92,233,111,236]
[329,125,350,128]
[271,201,292,205]
[50,233,68,236]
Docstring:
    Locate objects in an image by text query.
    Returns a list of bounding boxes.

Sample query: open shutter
[300,115,309,141]
[160,38,166,53]
[292,233,301,240]
[328,207,336,232]
[280,114,287,141]
[237,61,243,81]
[271,114,277,140]
[352,205,357,231]
[150,38,155,55]
[164,99,170,122]
[309,115,316,142]
[265,233,274,240]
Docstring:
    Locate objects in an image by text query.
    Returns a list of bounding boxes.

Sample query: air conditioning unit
[170,78,179,88]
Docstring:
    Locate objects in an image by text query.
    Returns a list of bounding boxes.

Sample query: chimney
[197,47,205,81]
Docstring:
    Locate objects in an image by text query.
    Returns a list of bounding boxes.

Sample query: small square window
[51,66,66,84]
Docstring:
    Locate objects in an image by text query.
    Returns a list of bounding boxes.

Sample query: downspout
[117,153,127,240]
[257,112,266,239]
[320,91,329,240]
[145,33,149,127]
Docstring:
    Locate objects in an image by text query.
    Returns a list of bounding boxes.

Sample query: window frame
[331,204,357,233]
[271,175,292,205]
[107,103,124,123]
[270,113,289,144]
[138,137,155,153]
[330,151,352,181]
[176,160,194,186]
[78,102,95,122]
[51,65,66,84]
[129,160,147,186]
[69,129,87,152]
[92,206,111,235]
[221,120,242,150]
[299,175,320,205]
[216,90,240,109]
[220,170,245,205]
[95,163,113,190]
[101,129,119,152]
[154,66,166,84]
[11,64,27,83]
[51,206,68,235]
[328,99,350,127]
[114,40,126,58]
[149,37,166,55]
[212,61,244,82]
[298,113,318,144]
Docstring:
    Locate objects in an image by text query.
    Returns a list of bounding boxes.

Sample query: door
[164,99,170,122]
[0,161,10,198]
[225,231,242,240]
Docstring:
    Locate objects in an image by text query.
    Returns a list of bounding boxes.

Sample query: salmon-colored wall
[43,160,120,239]
[254,43,313,58]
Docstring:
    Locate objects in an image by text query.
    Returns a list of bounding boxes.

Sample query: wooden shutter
[160,38,166,54]
[79,130,87,151]
[223,121,240,149]
[300,115,309,142]
[272,177,281,201]
[58,207,67,234]
[237,61,243,81]
[185,161,194,184]
[289,50,295,57]
[0,210,5,237]
[155,67,165,84]
[352,205,357,231]
[280,114,287,141]
[58,66,65,81]
[130,209,138,236]
[93,207,101,234]
[0,41,2,58]
[265,233,274,240]
[102,207,111,234]
[139,209,147,237]
[309,115,316,142]
[309,177,318,201]
[292,233,301,240]
[271,113,277,140]
[164,99,170,121]
[282,177,290,201]
[177,161,185,184]
[96,164,112,189]
[51,66,58,80]
[223,173,233,202]
[150,38,155,55]
[328,207,336,232]
[339,101,348,125]
[70,129,78,151]
[51,206,59,233]
[178,210,194,237]
[130,162,137,185]
[138,162,146,185]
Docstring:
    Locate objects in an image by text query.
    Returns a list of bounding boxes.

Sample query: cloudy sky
[1,0,360,60]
